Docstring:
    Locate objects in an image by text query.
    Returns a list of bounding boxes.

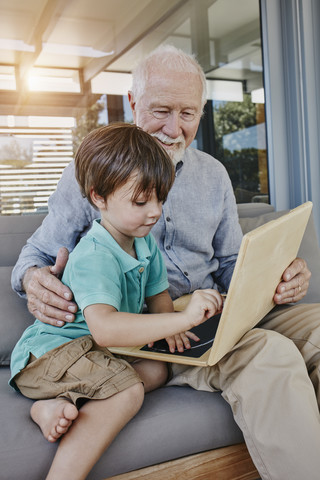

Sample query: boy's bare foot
[30,398,79,442]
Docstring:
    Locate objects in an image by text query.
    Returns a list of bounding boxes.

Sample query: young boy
[10,123,223,480]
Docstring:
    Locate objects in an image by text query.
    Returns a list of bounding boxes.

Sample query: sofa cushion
[239,210,320,303]
[0,367,243,479]
[0,267,35,366]
[0,214,46,267]
[237,202,274,218]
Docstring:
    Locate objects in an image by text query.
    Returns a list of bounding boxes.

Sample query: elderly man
[12,45,320,480]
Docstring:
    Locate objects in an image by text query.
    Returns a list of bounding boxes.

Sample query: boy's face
[92,174,162,247]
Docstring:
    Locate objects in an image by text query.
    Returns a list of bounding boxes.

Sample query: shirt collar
[174,148,189,175]
[175,160,183,172]
[89,220,151,273]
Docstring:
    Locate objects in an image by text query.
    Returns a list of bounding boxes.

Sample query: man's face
[129,69,203,164]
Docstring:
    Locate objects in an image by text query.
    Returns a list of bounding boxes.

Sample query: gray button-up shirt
[12,147,243,300]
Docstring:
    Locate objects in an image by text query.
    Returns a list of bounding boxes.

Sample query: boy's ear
[90,188,106,209]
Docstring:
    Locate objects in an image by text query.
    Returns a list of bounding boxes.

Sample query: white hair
[131,44,207,108]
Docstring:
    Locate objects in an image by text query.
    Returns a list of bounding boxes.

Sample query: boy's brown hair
[75,122,175,208]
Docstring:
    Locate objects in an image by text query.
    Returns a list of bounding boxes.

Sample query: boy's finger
[185,331,200,342]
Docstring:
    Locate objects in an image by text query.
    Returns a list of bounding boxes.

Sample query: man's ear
[128,91,136,119]
[90,188,106,209]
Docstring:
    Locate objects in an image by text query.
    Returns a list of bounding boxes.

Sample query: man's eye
[152,110,169,119]
[181,111,195,121]
[135,201,146,206]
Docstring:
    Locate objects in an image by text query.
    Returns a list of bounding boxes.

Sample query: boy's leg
[31,398,78,442]
[46,382,144,480]
[14,336,144,477]
[131,359,168,392]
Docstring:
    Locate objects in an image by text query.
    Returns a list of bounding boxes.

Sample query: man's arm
[11,161,97,326]
[211,172,311,303]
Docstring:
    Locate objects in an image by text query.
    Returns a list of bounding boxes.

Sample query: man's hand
[22,247,77,326]
[274,257,311,304]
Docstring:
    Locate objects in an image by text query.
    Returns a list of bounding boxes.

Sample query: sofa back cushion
[0,214,46,267]
[0,267,35,365]
[0,214,46,365]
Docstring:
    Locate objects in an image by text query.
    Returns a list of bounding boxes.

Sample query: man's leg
[168,324,320,480]
[260,303,320,402]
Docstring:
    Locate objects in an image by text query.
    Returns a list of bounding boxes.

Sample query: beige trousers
[167,304,320,480]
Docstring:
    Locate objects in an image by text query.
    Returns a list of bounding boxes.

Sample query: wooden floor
[107,443,260,480]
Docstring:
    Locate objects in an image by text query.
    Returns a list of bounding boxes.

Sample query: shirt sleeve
[144,234,169,298]
[64,249,123,313]
[11,161,97,297]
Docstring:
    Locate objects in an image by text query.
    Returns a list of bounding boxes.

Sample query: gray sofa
[1,203,320,480]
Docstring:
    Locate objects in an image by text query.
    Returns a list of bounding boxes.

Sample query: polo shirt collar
[89,220,151,273]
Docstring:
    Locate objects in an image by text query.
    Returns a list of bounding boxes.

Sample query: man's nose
[162,111,182,139]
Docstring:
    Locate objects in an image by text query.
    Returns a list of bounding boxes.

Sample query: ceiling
[0,0,262,116]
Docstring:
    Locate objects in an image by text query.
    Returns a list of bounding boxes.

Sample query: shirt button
[184,271,189,276]
[166,217,171,222]
[139,267,144,273]
[166,245,171,250]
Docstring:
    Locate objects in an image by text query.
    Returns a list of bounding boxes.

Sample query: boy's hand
[147,289,223,353]
[184,289,223,328]
[165,330,200,354]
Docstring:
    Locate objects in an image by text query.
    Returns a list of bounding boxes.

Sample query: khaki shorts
[14,335,142,406]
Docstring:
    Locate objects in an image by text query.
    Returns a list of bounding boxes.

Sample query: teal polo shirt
[10,220,169,388]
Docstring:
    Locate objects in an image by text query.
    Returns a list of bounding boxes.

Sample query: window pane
[0,66,16,90]
[0,0,267,214]
[105,0,268,203]
[202,0,268,203]
[0,116,74,214]
[212,95,268,203]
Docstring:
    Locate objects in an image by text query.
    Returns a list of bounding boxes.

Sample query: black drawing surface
[141,314,221,358]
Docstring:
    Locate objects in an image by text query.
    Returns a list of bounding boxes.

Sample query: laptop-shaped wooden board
[109,202,313,367]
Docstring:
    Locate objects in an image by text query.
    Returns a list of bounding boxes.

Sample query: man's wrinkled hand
[23,247,77,326]
[274,258,311,304]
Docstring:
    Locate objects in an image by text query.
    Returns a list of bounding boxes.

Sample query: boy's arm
[84,288,223,348]
[145,290,174,314]
[145,290,200,353]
